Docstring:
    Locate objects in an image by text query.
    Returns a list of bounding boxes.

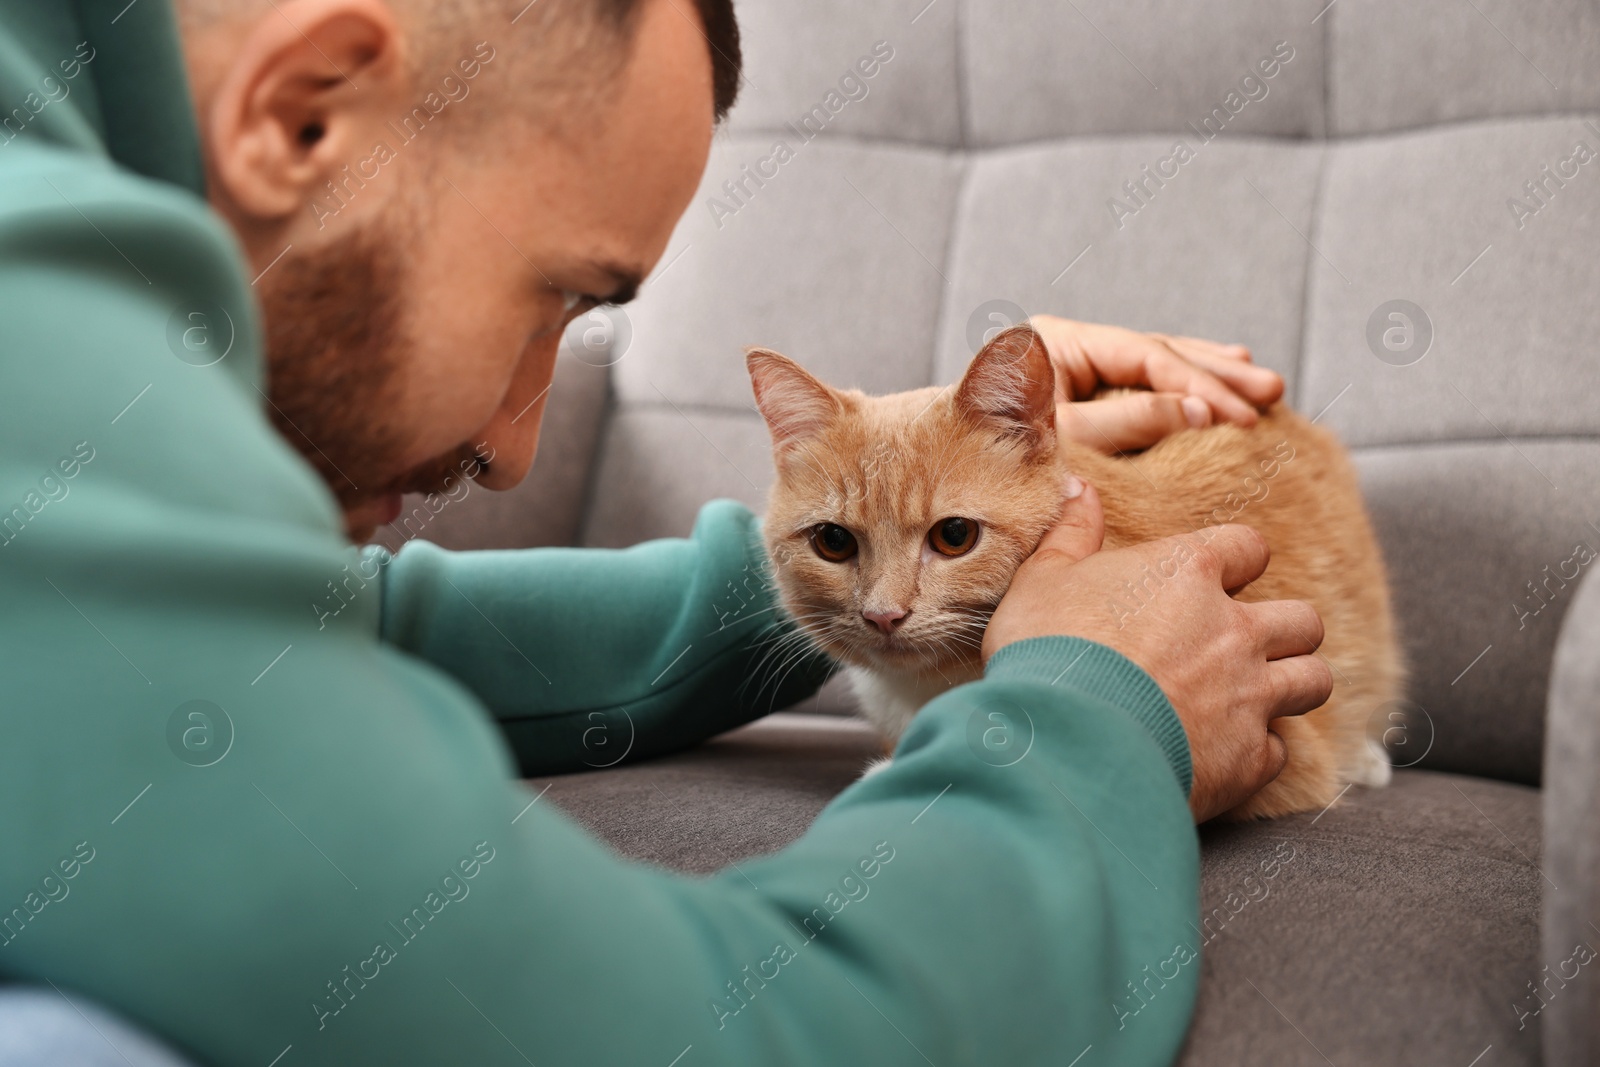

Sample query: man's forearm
[5,629,1197,1066]
[377,499,834,775]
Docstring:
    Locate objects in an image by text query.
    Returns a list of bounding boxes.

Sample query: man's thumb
[1034,476,1105,563]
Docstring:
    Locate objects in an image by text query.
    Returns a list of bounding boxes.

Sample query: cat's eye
[929,517,979,557]
[811,523,858,563]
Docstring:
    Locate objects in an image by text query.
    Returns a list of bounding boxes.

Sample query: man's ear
[746,347,841,458]
[954,324,1056,460]
[207,0,406,221]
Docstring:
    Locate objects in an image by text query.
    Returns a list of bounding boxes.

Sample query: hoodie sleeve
[374,499,836,776]
[0,138,1201,1067]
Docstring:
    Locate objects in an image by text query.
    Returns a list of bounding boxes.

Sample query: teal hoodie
[0,2,1203,1064]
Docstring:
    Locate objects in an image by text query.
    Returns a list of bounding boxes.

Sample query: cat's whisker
[740,618,833,703]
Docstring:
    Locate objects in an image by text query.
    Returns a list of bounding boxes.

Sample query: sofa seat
[533,713,1543,1066]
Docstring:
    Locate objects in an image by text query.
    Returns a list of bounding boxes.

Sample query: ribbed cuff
[985,636,1193,796]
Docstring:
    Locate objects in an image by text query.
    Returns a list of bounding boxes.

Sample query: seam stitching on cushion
[925,156,971,388]
[1321,0,1334,140]
[712,110,1600,158]
[573,372,618,547]
[716,129,960,152]
[954,0,971,150]
[1351,433,1600,453]
[1289,141,1330,412]
[1294,0,1336,408]
[921,0,973,391]
[608,403,1600,451]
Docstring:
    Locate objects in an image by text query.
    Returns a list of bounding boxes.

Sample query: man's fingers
[1193,523,1270,591]
[1056,393,1205,454]
[1139,346,1261,426]
[1151,334,1284,408]
[1181,349,1285,408]
[1080,330,1260,427]
[1263,654,1335,718]
[1031,478,1106,565]
[1260,726,1290,783]
[1245,599,1325,660]
[1153,332,1254,363]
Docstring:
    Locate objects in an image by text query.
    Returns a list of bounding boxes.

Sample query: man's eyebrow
[593,261,644,306]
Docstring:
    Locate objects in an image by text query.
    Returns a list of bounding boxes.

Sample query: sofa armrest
[1542,562,1600,1063]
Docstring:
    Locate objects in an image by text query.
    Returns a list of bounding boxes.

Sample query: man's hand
[1028,314,1285,454]
[982,478,1333,822]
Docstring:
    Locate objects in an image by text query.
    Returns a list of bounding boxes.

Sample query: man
[0,1,1327,1064]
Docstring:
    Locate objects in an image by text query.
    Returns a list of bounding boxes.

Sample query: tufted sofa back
[570,0,1600,786]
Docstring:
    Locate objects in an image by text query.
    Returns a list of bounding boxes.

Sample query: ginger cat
[747,325,1404,819]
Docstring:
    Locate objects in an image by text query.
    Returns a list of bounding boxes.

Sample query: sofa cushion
[612,136,963,413]
[1328,0,1600,136]
[723,0,961,147]
[533,713,1543,1066]
[962,0,1326,144]
[933,138,1323,401]
[1181,767,1541,1066]
[529,713,877,874]
[1356,442,1600,786]
[1541,565,1600,1066]
[1299,116,1600,450]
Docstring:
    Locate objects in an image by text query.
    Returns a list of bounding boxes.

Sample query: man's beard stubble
[256,221,486,531]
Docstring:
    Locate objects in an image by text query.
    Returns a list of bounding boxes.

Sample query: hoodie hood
[0,0,203,196]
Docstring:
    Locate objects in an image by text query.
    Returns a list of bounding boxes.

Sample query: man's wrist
[985,636,1193,795]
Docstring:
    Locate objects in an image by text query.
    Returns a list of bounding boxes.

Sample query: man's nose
[863,608,908,635]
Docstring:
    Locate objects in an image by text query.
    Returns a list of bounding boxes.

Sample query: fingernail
[1063,474,1084,499]
[1182,396,1210,428]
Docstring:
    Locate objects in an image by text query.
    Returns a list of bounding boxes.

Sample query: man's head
[174,0,736,540]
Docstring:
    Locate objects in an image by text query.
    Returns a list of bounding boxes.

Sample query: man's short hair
[177,0,743,121]
[529,0,742,121]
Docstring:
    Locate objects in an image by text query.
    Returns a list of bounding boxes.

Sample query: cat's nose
[863,608,908,635]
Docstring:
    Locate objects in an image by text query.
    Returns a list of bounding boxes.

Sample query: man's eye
[561,291,596,314]
[531,294,602,343]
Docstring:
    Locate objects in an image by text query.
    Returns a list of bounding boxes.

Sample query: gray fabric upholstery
[611,138,963,412]
[1327,0,1600,136]
[1182,768,1543,1066]
[1356,442,1600,785]
[932,137,1321,401]
[1299,115,1600,449]
[963,1,1325,144]
[531,713,882,874]
[535,714,1543,1066]
[1542,566,1600,1066]
[724,2,960,146]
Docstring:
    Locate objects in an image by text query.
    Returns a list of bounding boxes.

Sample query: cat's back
[1076,404,1369,578]
[1071,404,1404,738]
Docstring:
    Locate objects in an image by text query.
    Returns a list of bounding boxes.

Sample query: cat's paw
[860,757,893,779]
[1349,738,1393,788]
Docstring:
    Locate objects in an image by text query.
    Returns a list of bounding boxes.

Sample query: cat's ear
[746,347,841,455]
[954,324,1056,460]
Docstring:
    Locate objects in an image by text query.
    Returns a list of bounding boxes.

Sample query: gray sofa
[395,2,1600,1064]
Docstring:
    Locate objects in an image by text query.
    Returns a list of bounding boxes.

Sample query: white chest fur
[845,661,984,742]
